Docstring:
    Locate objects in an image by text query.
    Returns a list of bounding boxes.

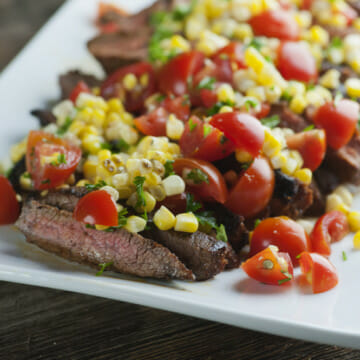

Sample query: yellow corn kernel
[76,93,108,112]
[348,211,360,232]
[146,150,168,164]
[170,35,191,52]
[293,168,312,185]
[328,14,347,27]
[219,105,233,113]
[107,98,125,114]
[81,134,102,154]
[148,185,166,201]
[345,78,360,98]
[334,186,353,207]
[244,46,265,73]
[217,83,235,103]
[76,179,90,187]
[153,206,176,231]
[117,186,133,199]
[265,85,282,103]
[145,172,162,187]
[98,149,112,162]
[262,129,283,157]
[168,143,180,155]
[294,10,312,28]
[100,185,120,202]
[139,73,149,87]
[185,14,207,41]
[319,69,341,89]
[328,47,345,65]
[326,193,350,214]
[122,73,137,91]
[162,175,186,196]
[124,216,147,233]
[309,26,329,46]
[19,173,33,191]
[246,86,266,102]
[286,81,306,97]
[10,138,27,163]
[138,191,156,213]
[79,125,99,139]
[174,213,199,233]
[289,150,304,171]
[353,18,360,31]
[235,149,252,163]
[233,23,253,40]
[349,58,360,74]
[353,231,360,249]
[280,152,298,175]
[126,158,142,178]
[83,160,98,181]
[112,173,129,189]
[95,225,109,231]
[166,114,185,140]
[270,152,287,170]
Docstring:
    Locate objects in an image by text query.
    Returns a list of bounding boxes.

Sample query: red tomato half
[180,117,236,162]
[286,129,326,171]
[0,176,20,225]
[162,96,190,122]
[69,81,91,103]
[298,252,339,294]
[242,246,294,286]
[157,51,205,96]
[74,190,118,227]
[249,217,311,265]
[310,211,349,256]
[173,158,228,203]
[134,107,168,136]
[213,42,246,70]
[26,131,82,190]
[313,99,360,150]
[278,41,317,83]
[210,112,265,157]
[225,156,275,218]
[249,10,300,41]
[101,62,156,112]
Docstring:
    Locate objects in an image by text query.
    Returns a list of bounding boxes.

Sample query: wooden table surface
[1,1,360,359]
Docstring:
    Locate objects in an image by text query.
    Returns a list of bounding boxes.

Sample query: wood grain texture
[1,0,360,359]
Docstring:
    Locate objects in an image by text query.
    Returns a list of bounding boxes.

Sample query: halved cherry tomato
[73,190,118,227]
[180,117,236,162]
[298,252,338,294]
[242,246,294,286]
[277,41,317,83]
[0,176,20,225]
[26,130,82,190]
[69,81,91,103]
[212,42,246,71]
[313,99,360,150]
[134,107,168,136]
[210,112,265,157]
[249,217,311,265]
[101,62,156,112]
[286,129,326,171]
[162,96,190,122]
[157,193,191,214]
[310,211,349,256]
[157,51,205,96]
[248,10,300,41]
[173,158,228,203]
[225,156,275,218]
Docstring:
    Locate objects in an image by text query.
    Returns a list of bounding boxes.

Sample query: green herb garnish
[303,124,315,132]
[105,208,129,232]
[278,272,293,285]
[248,37,263,51]
[56,117,73,136]
[96,261,114,276]
[186,168,209,184]
[342,251,348,261]
[254,219,261,229]
[197,76,216,90]
[203,124,212,138]
[186,193,202,213]
[244,99,258,112]
[188,117,198,132]
[207,101,234,116]
[85,180,107,191]
[164,160,175,178]
[134,176,146,209]
[261,115,280,128]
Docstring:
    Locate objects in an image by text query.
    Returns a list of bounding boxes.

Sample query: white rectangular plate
[1,0,360,349]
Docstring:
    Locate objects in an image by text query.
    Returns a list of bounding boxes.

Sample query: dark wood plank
[1,0,360,359]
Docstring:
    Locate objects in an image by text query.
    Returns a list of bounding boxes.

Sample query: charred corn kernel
[153,206,176,231]
[166,114,185,140]
[334,186,353,207]
[151,160,165,176]
[122,73,137,91]
[246,86,266,102]
[353,231,360,249]
[289,95,307,114]
[345,78,360,98]
[10,138,27,163]
[233,23,253,40]
[98,150,112,162]
[348,211,360,232]
[235,149,253,163]
[270,152,287,169]
[168,143,180,155]
[162,175,186,196]
[293,168,312,185]
[146,150,168,164]
[124,216,146,233]
[296,219,314,234]
[217,84,235,103]
[319,69,341,89]
[52,100,74,126]
[117,186,133,199]
[139,73,149,87]
[82,134,102,154]
[76,93,108,112]
[148,136,169,152]
[170,35,191,52]
[112,154,129,167]
[112,173,130,188]
[219,105,233,113]
[76,179,90,187]
[19,173,33,190]
[107,98,124,113]
[148,185,166,201]
[175,213,199,233]
[145,172,162,187]
[100,185,119,202]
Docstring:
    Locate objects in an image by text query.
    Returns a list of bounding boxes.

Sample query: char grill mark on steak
[8,156,26,193]
[16,200,194,280]
[151,229,228,280]
[59,71,102,99]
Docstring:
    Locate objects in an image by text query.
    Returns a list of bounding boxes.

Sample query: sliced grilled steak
[16,200,194,280]
[305,181,326,217]
[8,156,26,193]
[269,170,313,219]
[59,70,102,99]
[151,229,228,280]
[87,30,150,75]
[31,109,57,127]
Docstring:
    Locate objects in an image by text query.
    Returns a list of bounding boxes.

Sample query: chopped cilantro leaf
[281,90,292,102]
[278,272,293,285]
[172,3,192,20]
[203,124,212,138]
[164,160,175,178]
[41,179,51,184]
[197,76,216,90]
[134,176,146,209]
[244,99,258,112]
[216,224,228,242]
[248,37,263,51]
[96,261,114,276]
[207,101,234,116]
[56,117,72,136]
[330,36,342,48]
[155,94,167,103]
[342,251,348,261]
[303,124,315,132]
[241,161,253,171]
[186,193,202,213]
[254,219,261,228]
[85,224,96,229]
[101,139,130,153]
[85,180,107,191]
[186,168,209,184]
[261,115,280,128]
[148,27,174,63]
[105,209,129,232]
[188,118,198,131]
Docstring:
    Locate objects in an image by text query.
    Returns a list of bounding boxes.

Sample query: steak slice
[151,229,228,280]
[31,109,57,127]
[8,156,26,193]
[16,200,194,280]
[59,70,102,99]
